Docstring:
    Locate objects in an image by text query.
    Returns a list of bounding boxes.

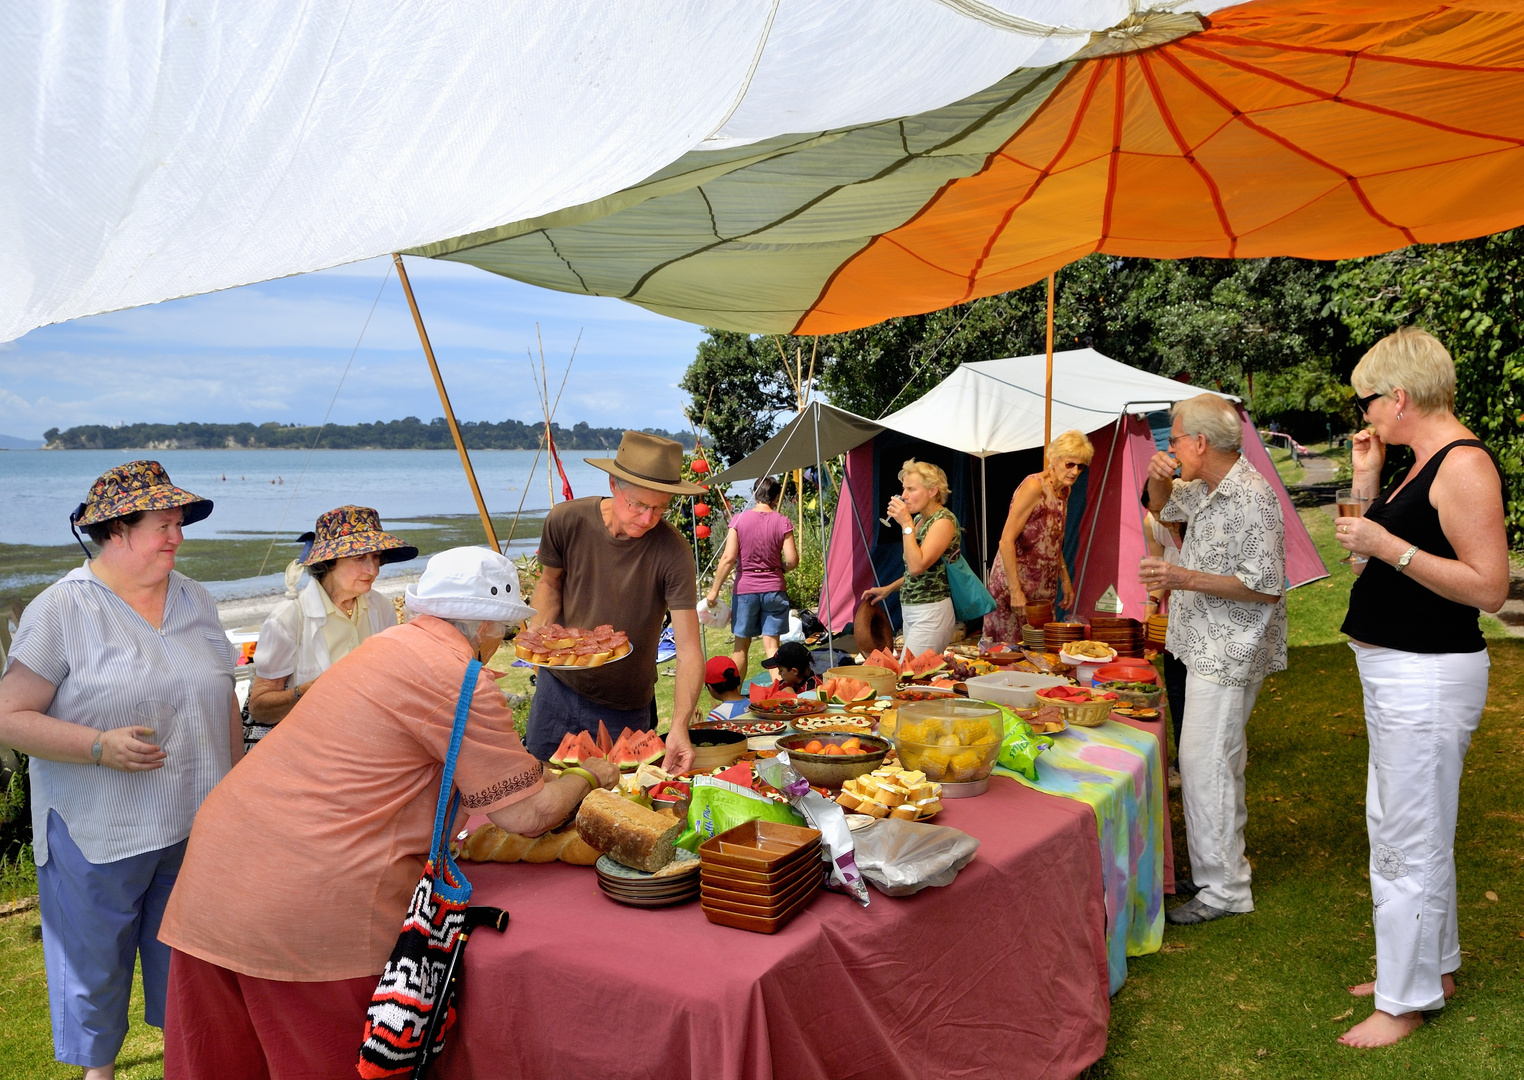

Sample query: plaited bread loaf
[458,823,600,866]
[575,788,682,872]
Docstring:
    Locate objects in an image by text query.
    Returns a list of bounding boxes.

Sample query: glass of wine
[1335,488,1371,565]
[134,700,176,749]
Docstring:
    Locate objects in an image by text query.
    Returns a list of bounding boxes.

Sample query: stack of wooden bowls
[1090,616,1145,658]
[1024,600,1054,628]
[699,821,823,934]
[1042,621,1086,653]
[1146,613,1169,649]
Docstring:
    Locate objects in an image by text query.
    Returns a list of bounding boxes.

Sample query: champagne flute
[1335,488,1371,565]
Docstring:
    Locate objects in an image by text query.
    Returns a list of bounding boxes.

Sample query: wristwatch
[90,737,103,766]
[1394,545,1419,574]
[902,526,913,535]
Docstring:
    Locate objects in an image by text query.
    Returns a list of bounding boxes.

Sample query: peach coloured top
[159,616,543,981]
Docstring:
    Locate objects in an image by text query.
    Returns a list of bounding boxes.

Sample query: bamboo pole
[1044,271,1056,451]
[392,254,500,551]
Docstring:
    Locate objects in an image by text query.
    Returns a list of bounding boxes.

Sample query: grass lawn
[1,511,1518,1078]
[1087,507,1523,1079]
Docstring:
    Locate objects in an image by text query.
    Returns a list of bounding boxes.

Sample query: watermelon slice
[866,648,902,673]
[575,730,605,761]
[596,720,613,756]
[549,732,579,766]
[634,731,665,765]
[819,676,875,704]
[749,680,798,704]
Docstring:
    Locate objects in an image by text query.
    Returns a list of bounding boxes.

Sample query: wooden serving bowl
[776,733,890,789]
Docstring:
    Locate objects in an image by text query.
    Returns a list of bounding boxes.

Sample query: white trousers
[901,598,955,656]
[1179,673,1264,913]
[1352,643,1488,1016]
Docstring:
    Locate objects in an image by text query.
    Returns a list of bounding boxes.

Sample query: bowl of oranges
[775,732,891,789]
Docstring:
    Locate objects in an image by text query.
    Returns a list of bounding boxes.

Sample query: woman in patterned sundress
[860,459,960,655]
[985,430,1094,644]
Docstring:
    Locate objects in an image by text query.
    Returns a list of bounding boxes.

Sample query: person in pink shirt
[704,477,799,680]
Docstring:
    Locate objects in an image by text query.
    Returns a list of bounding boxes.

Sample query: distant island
[42,418,700,451]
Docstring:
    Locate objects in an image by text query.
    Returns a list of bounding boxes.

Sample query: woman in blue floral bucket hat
[246,505,417,742]
[0,459,242,1078]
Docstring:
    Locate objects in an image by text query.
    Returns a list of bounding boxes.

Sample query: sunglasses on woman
[1355,390,1385,415]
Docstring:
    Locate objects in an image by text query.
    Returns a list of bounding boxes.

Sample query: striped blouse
[6,563,235,865]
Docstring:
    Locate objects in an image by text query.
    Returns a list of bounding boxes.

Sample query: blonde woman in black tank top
[1333,327,1508,1049]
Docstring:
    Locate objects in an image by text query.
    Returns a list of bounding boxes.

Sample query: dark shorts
[732,590,790,638]
[525,668,656,761]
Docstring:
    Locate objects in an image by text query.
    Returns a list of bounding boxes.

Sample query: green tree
[1327,231,1524,538]
[679,329,796,464]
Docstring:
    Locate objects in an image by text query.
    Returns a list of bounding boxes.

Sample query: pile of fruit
[796,735,874,757]
[515,624,630,667]
[548,720,665,771]
[1036,685,1118,704]
[865,647,949,680]
[835,765,943,820]
[818,676,877,705]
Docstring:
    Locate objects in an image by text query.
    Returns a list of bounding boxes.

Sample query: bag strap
[428,658,482,870]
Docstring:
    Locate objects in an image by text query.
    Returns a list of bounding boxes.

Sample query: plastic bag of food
[851,818,980,896]
[994,704,1052,781]
[754,753,870,907]
[674,774,804,852]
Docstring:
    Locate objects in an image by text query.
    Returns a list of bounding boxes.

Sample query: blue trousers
[37,810,186,1068]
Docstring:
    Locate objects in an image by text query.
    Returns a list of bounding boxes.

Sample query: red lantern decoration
[691,458,710,474]
[693,502,711,518]
[695,524,712,539]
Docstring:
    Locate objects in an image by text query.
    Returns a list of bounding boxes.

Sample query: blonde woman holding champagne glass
[1333,327,1508,1048]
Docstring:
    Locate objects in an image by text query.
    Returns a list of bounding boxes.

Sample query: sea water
[0,448,614,548]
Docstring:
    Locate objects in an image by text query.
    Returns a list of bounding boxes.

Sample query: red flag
[545,426,574,502]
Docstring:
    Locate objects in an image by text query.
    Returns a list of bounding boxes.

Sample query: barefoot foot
[1338,1009,1424,1047]
[1348,974,1454,1000]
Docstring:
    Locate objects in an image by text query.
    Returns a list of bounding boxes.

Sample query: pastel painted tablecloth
[995,716,1167,994]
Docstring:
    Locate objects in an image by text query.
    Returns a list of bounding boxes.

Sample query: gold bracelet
[561,766,600,790]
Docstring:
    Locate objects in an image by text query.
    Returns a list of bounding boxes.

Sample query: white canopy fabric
[876,348,1235,456]
[0,1,1230,343]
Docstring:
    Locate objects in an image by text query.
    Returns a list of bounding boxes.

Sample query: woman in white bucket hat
[155,548,619,1076]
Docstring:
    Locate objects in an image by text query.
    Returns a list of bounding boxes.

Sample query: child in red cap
[703,656,747,723]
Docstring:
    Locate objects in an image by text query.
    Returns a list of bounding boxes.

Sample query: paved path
[1293,453,1339,486]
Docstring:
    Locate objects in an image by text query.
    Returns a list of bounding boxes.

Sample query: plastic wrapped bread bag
[852,819,980,896]
[755,752,870,907]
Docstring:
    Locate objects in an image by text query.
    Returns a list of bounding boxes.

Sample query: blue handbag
[942,527,996,622]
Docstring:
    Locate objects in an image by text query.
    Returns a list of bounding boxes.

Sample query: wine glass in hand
[1335,489,1371,566]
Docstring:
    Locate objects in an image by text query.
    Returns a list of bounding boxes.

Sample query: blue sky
[0,257,707,441]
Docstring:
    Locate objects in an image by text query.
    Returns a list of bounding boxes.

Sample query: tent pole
[980,456,989,583]
[812,404,834,659]
[1044,271,1055,449]
[392,254,500,551]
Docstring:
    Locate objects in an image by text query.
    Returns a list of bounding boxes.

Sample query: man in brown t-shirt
[527,431,703,772]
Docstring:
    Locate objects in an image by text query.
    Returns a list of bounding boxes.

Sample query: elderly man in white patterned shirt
[1140,393,1288,925]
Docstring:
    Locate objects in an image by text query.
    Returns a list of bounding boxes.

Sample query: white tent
[0,1,1212,343]
[875,348,1235,456]
[868,348,1237,578]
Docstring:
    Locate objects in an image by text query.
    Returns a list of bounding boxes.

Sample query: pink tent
[1072,409,1326,622]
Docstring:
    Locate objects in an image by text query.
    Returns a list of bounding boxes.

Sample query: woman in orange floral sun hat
[0,459,241,1078]
[247,506,417,743]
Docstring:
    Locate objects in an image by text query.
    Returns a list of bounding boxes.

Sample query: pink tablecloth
[437,776,1109,1080]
